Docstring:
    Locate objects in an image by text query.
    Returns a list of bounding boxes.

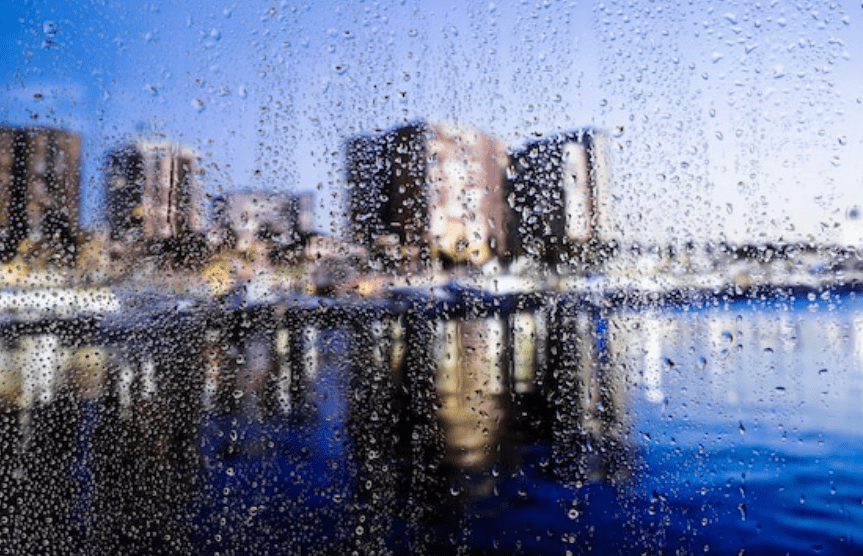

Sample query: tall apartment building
[0,125,81,262]
[346,121,510,267]
[504,129,610,268]
[103,139,205,244]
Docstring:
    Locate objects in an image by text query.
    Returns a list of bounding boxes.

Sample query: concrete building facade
[346,121,509,268]
[103,139,205,244]
[0,125,81,261]
[213,190,313,253]
[504,129,610,268]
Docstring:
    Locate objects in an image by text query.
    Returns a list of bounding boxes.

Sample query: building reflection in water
[433,317,508,471]
[0,120,635,552]
[184,289,635,503]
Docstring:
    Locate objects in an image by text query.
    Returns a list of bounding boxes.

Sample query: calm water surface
[190,291,863,555]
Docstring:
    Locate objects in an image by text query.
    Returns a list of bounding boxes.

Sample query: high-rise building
[346,122,509,267]
[504,129,610,267]
[0,125,81,262]
[103,139,205,243]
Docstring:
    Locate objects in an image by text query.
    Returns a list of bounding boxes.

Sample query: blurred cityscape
[2,121,863,553]
[0,121,861,299]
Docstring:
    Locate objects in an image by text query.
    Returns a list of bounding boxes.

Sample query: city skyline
[2,0,862,246]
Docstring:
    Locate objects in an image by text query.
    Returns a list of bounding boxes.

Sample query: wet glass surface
[0,288,861,554]
[2,0,863,554]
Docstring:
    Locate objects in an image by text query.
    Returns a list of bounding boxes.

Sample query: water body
[185,291,863,555]
[3,290,863,554]
[602,292,863,556]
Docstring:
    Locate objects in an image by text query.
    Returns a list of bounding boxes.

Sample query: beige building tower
[346,121,509,269]
[0,125,82,263]
[103,139,205,244]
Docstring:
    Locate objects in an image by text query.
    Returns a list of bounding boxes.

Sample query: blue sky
[2,0,862,246]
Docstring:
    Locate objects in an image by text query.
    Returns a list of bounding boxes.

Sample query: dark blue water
[177,291,863,555]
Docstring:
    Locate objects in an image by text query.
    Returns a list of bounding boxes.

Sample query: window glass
[1,1,861,553]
